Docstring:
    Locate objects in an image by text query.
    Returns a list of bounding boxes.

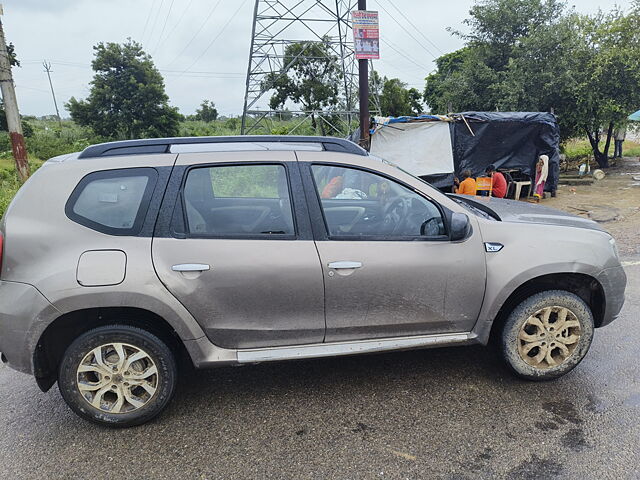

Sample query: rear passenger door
[152,152,325,349]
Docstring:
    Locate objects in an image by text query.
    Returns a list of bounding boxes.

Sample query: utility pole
[358,0,370,150]
[0,7,29,182]
[43,60,62,128]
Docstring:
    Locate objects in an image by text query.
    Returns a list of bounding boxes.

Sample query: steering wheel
[382,197,410,235]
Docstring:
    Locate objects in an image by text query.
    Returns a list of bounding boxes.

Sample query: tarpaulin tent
[368,112,561,193]
[629,110,640,121]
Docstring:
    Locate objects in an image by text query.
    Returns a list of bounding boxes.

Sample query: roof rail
[77,135,367,159]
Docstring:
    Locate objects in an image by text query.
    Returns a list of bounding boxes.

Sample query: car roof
[77,136,367,159]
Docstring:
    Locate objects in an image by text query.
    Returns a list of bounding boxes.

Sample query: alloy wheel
[76,343,159,414]
[517,306,582,369]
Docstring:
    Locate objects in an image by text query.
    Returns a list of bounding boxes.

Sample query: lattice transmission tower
[241,0,376,136]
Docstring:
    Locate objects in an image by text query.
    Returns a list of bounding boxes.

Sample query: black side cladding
[450,112,561,192]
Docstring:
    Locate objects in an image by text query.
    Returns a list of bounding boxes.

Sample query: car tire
[501,290,594,381]
[58,325,177,427]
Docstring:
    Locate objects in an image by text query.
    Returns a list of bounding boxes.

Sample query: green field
[563,137,640,161]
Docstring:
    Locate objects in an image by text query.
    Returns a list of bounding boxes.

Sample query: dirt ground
[544,156,640,258]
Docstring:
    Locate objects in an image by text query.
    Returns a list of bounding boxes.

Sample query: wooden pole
[43,60,62,128]
[0,11,29,182]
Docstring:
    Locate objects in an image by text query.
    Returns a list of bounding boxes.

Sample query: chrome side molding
[237,332,476,364]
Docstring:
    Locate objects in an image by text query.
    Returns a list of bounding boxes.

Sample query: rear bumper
[0,281,60,375]
[596,265,627,327]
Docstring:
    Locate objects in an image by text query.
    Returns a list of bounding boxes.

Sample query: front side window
[312,165,446,238]
[66,168,157,235]
[183,164,295,237]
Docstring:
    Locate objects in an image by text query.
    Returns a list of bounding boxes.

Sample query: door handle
[328,261,362,269]
[172,263,210,272]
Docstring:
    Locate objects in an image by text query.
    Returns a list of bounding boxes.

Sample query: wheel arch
[33,307,193,392]
[481,272,605,345]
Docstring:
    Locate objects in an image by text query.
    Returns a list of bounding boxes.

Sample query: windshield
[369,154,435,188]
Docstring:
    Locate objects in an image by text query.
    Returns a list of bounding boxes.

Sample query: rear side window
[182,164,295,237]
[66,168,157,236]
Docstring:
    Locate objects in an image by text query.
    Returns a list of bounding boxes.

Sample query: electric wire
[387,0,445,55]
[172,0,250,78]
[371,0,439,61]
[152,0,176,55]
[146,0,166,47]
[164,0,224,68]
[152,0,197,56]
[140,0,157,43]
[380,38,429,71]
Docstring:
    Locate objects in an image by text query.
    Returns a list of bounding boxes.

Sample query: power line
[372,0,439,61]
[140,0,157,43]
[380,38,429,71]
[387,0,445,56]
[152,0,176,55]
[171,0,249,77]
[146,0,165,46]
[164,0,224,68]
[42,60,245,78]
[152,0,196,56]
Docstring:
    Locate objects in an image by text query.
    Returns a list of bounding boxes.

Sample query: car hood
[451,195,606,232]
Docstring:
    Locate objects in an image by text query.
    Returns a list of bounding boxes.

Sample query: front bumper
[0,281,60,375]
[596,265,627,327]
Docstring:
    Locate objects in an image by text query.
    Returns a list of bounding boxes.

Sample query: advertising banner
[352,10,379,60]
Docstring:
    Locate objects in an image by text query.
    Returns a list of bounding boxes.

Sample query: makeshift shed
[368,112,561,193]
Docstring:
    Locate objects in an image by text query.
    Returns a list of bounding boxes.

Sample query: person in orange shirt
[454,170,477,196]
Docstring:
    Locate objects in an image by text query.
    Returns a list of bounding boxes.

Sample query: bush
[0,167,21,218]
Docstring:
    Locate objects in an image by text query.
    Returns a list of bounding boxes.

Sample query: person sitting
[454,170,477,196]
[321,176,343,198]
[485,165,507,199]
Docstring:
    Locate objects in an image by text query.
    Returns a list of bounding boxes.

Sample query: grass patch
[563,138,640,161]
[0,173,21,218]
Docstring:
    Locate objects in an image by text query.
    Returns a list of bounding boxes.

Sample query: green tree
[266,39,342,130]
[0,100,33,137]
[379,77,423,117]
[425,0,566,113]
[424,0,640,167]
[425,48,500,113]
[194,100,218,122]
[572,6,640,167]
[66,39,180,139]
[7,42,19,67]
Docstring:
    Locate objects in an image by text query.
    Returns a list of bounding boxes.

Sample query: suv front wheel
[58,325,177,427]
[501,290,594,381]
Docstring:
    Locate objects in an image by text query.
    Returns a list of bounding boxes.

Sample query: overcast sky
[4,0,634,117]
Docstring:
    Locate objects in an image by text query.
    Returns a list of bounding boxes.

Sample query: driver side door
[306,164,486,342]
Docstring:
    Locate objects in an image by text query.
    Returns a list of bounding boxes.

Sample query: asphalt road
[1,262,638,480]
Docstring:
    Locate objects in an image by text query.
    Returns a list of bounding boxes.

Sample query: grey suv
[0,136,626,427]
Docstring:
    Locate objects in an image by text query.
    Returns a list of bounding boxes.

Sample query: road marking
[622,261,640,267]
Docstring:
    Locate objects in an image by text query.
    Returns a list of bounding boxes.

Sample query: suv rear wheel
[501,290,594,381]
[58,325,177,427]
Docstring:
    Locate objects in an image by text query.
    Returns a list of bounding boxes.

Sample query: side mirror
[450,212,471,241]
